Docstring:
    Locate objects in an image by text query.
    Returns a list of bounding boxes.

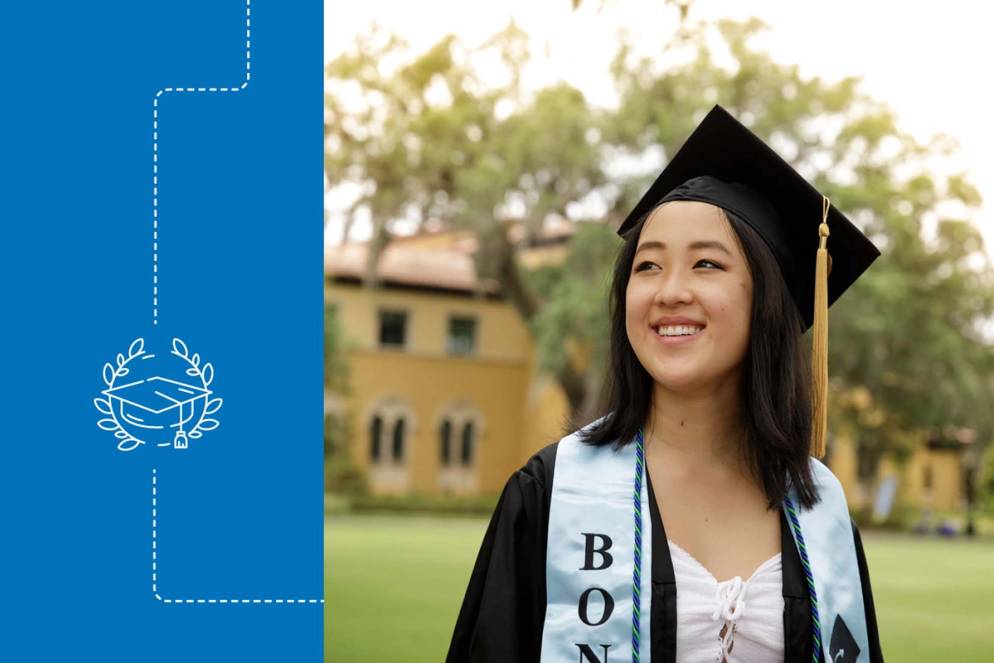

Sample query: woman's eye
[635,259,723,272]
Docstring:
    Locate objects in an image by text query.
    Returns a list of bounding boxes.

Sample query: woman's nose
[653,269,693,306]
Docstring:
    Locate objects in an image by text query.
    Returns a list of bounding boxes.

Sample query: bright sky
[325,0,994,256]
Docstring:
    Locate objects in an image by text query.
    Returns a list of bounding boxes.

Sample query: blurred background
[323,1,994,660]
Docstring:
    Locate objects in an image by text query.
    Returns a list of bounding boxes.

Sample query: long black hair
[577,203,820,510]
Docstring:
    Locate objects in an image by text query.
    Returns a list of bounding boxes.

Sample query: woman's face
[625,200,753,394]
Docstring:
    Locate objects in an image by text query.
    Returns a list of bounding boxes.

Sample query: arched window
[435,403,484,495]
[460,420,475,466]
[370,415,382,463]
[392,417,406,461]
[367,398,416,471]
[440,418,452,466]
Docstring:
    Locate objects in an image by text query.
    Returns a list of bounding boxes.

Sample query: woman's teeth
[655,325,704,337]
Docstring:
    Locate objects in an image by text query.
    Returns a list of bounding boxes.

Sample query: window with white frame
[437,404,483,469]
[459,419,475,466]
[391,417,406,462]
[439,418,453,465]
[378,309,407,349]
[447,315,476,355]
[368,399,415,467]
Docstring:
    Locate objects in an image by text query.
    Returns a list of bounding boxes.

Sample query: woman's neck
[644,375,747,477]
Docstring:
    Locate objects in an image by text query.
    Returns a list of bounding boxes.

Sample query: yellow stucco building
[325,228,570,496]
[325,228,966,516]
[830,430,967,513]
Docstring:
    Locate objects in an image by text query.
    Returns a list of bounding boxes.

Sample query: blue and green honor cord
[784,494,822,663]
[632,428,645,662]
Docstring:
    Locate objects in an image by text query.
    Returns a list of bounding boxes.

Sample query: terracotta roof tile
[324,221,578,292]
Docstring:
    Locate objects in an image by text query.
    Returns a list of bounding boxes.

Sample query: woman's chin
[650,372,700,391]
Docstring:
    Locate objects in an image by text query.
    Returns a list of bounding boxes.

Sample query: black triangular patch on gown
[829,614,860,663]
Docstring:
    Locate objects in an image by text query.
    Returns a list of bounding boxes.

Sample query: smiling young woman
[447,105,884,663]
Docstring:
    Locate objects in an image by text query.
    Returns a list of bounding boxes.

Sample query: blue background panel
[0,2,323,660]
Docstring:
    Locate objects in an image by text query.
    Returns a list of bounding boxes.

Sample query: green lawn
[325,514,994,662]
[869,532,994,661]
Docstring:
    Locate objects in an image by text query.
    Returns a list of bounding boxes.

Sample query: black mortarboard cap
[616,104,882,457]
[616,104,880,330]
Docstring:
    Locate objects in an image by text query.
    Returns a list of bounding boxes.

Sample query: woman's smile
[652,324,706,345]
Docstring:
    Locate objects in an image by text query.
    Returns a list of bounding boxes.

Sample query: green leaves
[527,223,616,380]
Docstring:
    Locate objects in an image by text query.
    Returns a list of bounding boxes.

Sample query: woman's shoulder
[514,440,560,491]
[806,455,845,492]
[513,416,615,489]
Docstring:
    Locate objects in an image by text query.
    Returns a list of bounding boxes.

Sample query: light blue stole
[785,457,871,663]
[541,423,870,663]
[540,422,652,663]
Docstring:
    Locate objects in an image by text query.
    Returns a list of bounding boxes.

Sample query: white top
[668,539,785,662]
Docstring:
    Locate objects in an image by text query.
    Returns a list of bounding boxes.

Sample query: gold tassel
[811,196,832,459]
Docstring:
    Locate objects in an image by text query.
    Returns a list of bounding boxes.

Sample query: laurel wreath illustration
[94,337,223,452]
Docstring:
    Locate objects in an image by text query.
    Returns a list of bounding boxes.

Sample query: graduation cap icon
[829,614,861,663]
[102,376,212,449]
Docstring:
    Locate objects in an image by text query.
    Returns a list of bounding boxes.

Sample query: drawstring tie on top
[712,576,747,659]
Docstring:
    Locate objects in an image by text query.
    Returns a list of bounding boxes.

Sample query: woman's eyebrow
[634,240,732,256]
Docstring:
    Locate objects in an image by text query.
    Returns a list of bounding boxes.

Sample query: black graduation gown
[446,441,884,663]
